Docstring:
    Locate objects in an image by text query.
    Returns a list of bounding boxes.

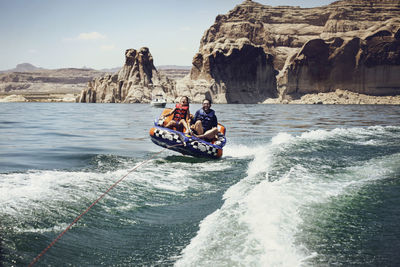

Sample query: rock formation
[178,0,400,103]
[78,47,176,103]
[0,67,107,102]
[75,0,400,104]
[0,94,28,102]
[187,39,278,103]
[281,29,400,98]
[0,63,44,73]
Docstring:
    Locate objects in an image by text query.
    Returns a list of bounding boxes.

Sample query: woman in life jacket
[162,96,193,134]
[191,98,219,141]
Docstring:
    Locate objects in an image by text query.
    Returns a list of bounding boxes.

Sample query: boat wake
[175,126,400,266]
[0,152,231,234]
[1,126,399,266]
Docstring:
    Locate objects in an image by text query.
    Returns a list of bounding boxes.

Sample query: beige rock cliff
[186,39,278,103]
[281,29,400,99]
[0,94,28,102]
[76,0,400,104]
[79,47,176,103]
[179,0,400,104]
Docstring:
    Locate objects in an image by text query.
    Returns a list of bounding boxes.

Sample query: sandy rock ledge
[264,89,400,104]
[0,94,28,102]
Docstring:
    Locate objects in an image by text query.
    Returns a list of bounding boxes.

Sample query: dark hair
[181,96,190,103]
[203,98,212,105]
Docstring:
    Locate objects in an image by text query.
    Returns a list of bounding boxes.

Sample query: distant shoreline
[0,92,78,103]
[2,90,400,105]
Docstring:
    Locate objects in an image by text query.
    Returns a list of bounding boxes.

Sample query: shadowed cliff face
[79,48,175,103]
[209,44,278,103]
[190,42,278,103]
[186,0,400,102]
[199,0,400,68]
[282,31,400,96]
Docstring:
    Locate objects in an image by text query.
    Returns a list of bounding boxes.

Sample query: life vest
[173,103,189,122]
[197,109,216,131]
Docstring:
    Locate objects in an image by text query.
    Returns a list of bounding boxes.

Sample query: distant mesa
[0,63,113,100]
[0,63,122,74]
[0,63,45,73]
[15,63,44,72]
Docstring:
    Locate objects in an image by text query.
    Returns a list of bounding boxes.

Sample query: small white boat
[150,94,167,108]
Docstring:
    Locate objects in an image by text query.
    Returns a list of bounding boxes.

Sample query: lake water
[1,103,400,266]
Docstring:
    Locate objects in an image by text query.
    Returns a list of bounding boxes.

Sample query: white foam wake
[175,127,400,266]
[0,157,227,233]
[176,133,305,266]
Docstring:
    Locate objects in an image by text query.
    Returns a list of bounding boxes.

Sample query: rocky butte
[79,47,175,103]
[79,0,400,104]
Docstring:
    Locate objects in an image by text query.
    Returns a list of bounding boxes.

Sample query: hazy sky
[0,0,336,70]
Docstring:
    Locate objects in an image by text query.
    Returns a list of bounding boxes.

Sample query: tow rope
[28,143,184,267]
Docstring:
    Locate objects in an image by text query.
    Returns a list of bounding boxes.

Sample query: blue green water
[1,103,400,266]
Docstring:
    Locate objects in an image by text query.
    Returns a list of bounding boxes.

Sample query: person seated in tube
[162,96,193,134]
[191,98,219,141]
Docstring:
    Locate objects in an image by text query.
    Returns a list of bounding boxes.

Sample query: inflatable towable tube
[149,108,226,159]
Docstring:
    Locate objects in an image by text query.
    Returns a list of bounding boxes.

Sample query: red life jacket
[173,103,189,122]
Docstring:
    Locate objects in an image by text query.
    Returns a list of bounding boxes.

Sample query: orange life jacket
[173,104,189,122]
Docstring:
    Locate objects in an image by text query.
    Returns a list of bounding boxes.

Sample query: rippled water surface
[1,103,400,266]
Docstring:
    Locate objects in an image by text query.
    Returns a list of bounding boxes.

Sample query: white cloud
[28,49,38,54]
[62,32,107,42]
[78,32,106,40]
[180,26,191,32]
[100,44,115,51]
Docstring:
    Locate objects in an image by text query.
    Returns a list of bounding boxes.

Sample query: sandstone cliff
[79,47,176,103]
[179,0,400,103]
[77,0,400,104]
[281,29,400,99]
[187,39,278,103]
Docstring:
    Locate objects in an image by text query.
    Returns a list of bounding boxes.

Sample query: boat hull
[150,102,166,108]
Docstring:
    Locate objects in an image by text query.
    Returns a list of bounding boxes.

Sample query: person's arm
[186,109,191,125]
[186,109,194,134]
[212,114,218,128]
[192,110,199,124]
[162,108,175,118]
